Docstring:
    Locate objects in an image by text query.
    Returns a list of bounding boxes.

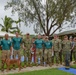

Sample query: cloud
[0,0,8,6]
[0,0,36,34]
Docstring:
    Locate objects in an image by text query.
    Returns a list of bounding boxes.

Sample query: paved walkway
[0,64,64,75]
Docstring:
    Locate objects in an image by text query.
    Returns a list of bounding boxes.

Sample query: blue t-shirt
[44,41,53,49]
[12,37,22,50]
[34,39,44,49]
[0,39,12,50]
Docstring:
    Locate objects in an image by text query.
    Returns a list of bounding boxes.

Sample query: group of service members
[0,32,76,71]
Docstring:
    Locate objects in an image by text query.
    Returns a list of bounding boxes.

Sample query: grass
[8,68,74,75]
[71,64,76,69]
[0,50,76,75]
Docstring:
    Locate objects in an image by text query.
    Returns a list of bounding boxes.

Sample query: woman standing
[31,37,36,64]
[44,36,53,66]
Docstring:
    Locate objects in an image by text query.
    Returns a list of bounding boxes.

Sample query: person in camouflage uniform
[41,34,46,65]
[31,37,36,63]
[62,35,71,69]
[52,34,61,65]
[72,37,76,64]
[34,35,44,66]
[44,36,53,66]
[69,37,74,62]
[58,36,62,64]
[22,33,32,66]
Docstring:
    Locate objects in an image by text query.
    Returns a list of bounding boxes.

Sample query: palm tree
[0,16,22,35]
[10,28,22,35]
[14,18,22,34]
[10,18,22,34]
[0,15,14,32]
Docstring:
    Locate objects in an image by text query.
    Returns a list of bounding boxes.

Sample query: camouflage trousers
[1,50,10,70]
[73,51,76,62]
[44,49,52,64]
[54,51,59,64]
[63,51,70,67]
[59,50,62,63]
[23,49,31,64]
[36,49,43,64]
[13,50,21,59]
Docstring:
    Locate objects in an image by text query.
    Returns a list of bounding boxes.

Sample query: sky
[0,0,35,35]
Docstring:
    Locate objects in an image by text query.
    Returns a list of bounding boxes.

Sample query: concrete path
[0,64,64,75]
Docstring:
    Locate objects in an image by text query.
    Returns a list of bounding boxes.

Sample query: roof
[0,31,15,37]
[58,29,76,36]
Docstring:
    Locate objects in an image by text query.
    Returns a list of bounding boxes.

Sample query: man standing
[12,32,22,59]
[72,37,76,64]
[69,37,74,62]
[34,34,44,66]
[0,34,12,71]
[41,34,46,65]
[52,34,61,65]
[22,33,32,66]
[62,35,71,69]
[58,36,62,64]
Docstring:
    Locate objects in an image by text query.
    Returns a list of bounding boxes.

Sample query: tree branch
[48,18,57,33]
[32,0,46,34]
[0,24,4,27]
[50,25,61,36]
[46,0,49,33]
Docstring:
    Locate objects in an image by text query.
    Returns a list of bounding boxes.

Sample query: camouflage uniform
[44,49,52,65]
[36,49,43,64]
[58,39,62,64]
[62,40,71,68]
[52,39,61,64]
[73,42,76,62]
[44,40,53,66]
[34,39,44,65]
[22,38,32,64]
[42,38,46,65]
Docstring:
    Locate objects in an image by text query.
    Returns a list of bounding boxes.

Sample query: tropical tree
[0,15,22,35]
[5,0,76,36]
[0,15,14,32]
[11,18,22,34]
[10,28,22,35]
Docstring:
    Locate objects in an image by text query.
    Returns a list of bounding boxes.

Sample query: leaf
[5,0,76,36]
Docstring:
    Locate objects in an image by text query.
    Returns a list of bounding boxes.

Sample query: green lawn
[8,68,74,75]
[71,64,76,69]
[0,50,76,75]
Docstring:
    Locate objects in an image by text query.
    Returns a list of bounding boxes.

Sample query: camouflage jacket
[52,39,62,51]
[73,42,76,51]
[22,38,32,49]
[62,40,71,51]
